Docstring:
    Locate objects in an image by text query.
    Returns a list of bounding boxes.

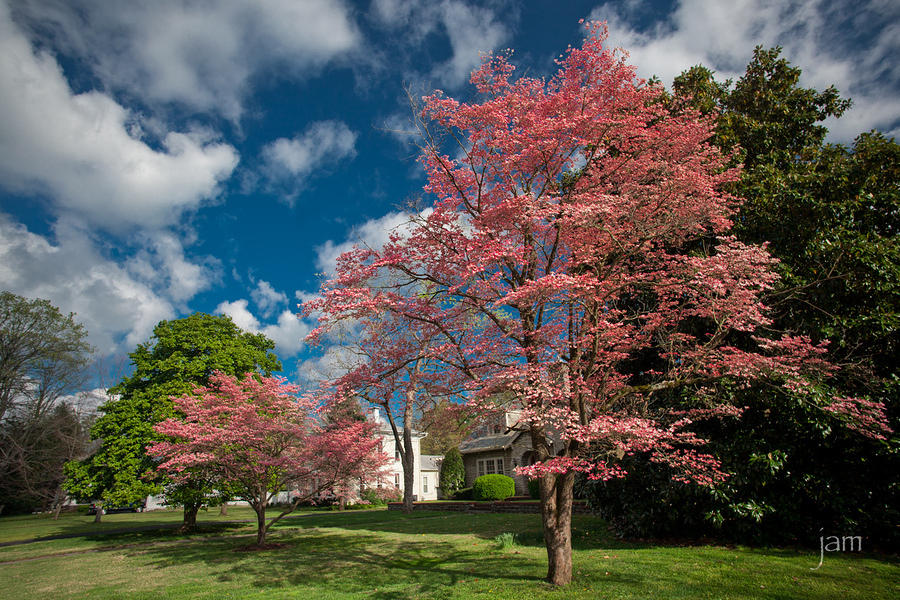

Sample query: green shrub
[439,448,465,497]
[451,487,473,500]
[473,474,515,501]
[527,478,540,499]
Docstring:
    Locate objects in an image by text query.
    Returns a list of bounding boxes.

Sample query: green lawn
[1,509,897,599]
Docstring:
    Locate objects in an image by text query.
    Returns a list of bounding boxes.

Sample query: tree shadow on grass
[130,527,583,599]
[273,510,622,551]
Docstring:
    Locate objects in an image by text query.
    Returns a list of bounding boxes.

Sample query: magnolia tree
[307,23,890,584]
[149,372,386,546]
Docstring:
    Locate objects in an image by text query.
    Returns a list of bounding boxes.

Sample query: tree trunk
[93,502,103,523]
[402,393,415,514]
[338,495,346,510]
[531,419,575,586]
[181,502,200,532]
[51,488,65,520]
[540,471,575,586]
[254,503,267,546]
[219,503,228,516]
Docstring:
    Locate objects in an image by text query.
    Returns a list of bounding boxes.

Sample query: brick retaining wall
[387,500,592,514]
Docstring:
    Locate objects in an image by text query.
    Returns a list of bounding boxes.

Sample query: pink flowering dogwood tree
[149,372,387,546]
[306,302,472,513]
[306,23,890,584]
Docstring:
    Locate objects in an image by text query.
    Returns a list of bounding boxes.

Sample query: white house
[368,408,442,501]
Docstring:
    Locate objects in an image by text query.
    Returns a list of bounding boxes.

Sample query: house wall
[462,434,538,495]
[508,433,536,495]
[420,469,439,500]
[377,430,440,500]
[463,449,511,488]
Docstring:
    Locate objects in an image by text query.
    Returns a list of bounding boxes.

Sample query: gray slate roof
[420,455,443,471]
[458,432,521,454]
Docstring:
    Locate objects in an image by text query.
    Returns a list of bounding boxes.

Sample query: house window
[394,473,400,489]
[477,458,504,476]
[423,476,428,493]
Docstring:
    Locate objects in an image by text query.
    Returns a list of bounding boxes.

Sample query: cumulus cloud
[436,1,510,87]
[0,215,175,354]
[313,210,424,277]
[294,208,436,383]
[590,0,900,141]
[126,232,220,305]
[215,298,309,357]
[371,0,510,88]
[0,2,239,233]
[9,0,360,122]
[260,120,358,198]
[251,279,288,318]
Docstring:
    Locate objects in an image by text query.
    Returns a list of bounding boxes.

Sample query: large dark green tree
[64,313,281,528]
[584,48,899,548]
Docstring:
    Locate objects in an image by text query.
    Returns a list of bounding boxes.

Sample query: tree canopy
[306,24,889,585]
[0,291,92,422]
[583,47,899,549]
[150,372,386,546]
[65,313,281,523]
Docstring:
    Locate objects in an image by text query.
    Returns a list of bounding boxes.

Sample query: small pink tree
[149,372,386,546]
[307,22,891,584]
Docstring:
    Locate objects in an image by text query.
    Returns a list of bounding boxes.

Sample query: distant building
[367,408,442,501]
[459,410,549,496]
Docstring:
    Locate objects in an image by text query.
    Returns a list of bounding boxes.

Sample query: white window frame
[477,458,505,476]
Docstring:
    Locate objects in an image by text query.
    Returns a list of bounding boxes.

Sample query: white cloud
[0,215,175,354]
[436,1,510,87]
[214,298,309,357]
[215,299,260,332]
[296,209,436,383]
[10,0,361,122]
[314,210,421,277]
[0,2,239,233]
[589,0,900,142]
[251,280,288,318]
[58,387,113,415]
[126,232,219,305]
[370,0,510,89]
[261,120,358,191]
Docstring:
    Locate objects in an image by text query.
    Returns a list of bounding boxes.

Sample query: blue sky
[1,0,897,393]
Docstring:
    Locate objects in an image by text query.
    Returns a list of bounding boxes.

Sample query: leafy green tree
[0,291,92,422]
[439,447,464,498]
[65,313,281,528]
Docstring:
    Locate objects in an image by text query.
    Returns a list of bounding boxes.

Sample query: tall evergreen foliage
[584,48,899,549]
[439,447,465,497]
